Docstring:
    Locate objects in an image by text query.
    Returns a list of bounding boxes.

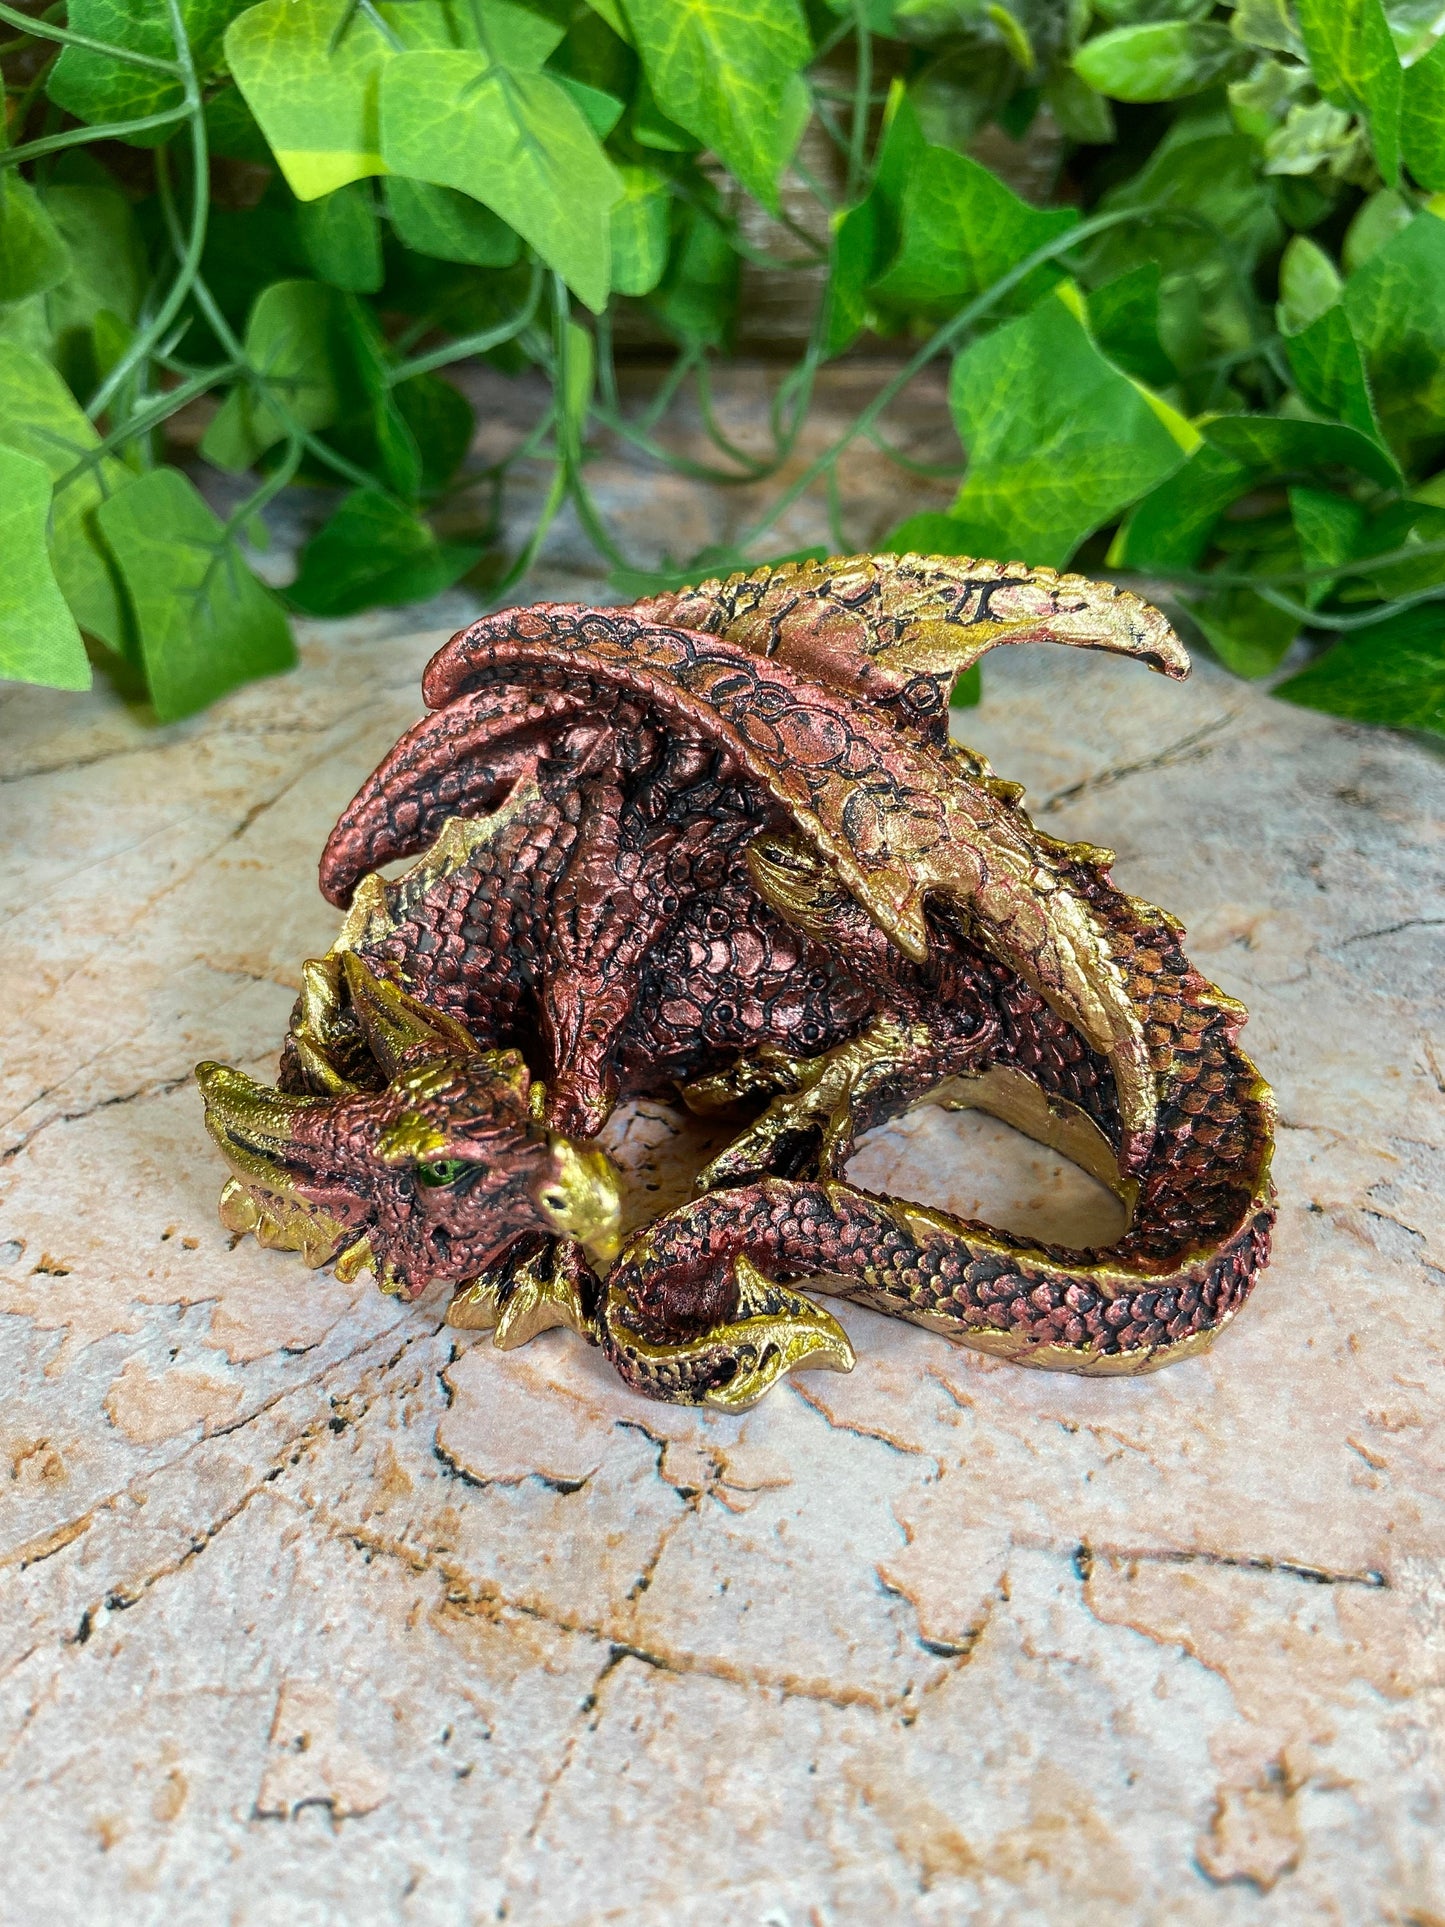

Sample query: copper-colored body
[197,555,1276,1409]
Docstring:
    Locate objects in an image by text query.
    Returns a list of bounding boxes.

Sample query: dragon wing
[324,602,1161,1171]
[629,552,1189,745]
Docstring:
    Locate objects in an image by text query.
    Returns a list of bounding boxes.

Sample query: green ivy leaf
[384,179,522,268]
[621,0,812,210]
[1074,22,1245,102]
[1276,234,1343,335]
[1289,484,1364,604]
[393,374,474,492]
[295,182,383,293]
[286,488,479,616]
[824,82,926,356]
[1402,35,1445,191]
[1201,412,1400,488]
[869,145,1077,315]
[226,0,392,200]
[551,74,626,139]
[0,340,129,651]
[378,51,622,313]
[1295,0,1402,185]
[202,280,343,472]
[0,178,70,308]
[1230,0,1305,58]
[0,445,90,691]
[609,165,671,297]
[1086,262,1175,387]
[946,283,1193,569]
[95,467,295,720]
[1273,606,1445,733]
[1341,209,1445,468]
[649,202,738,347]
[48,0,243,130]
[1185,588,1299,678]
[1351,496,1445,596]
[1284,303,1392,452]
[1112,441,1252,571]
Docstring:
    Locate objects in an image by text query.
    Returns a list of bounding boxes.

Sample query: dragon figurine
[197,555,1276,1410]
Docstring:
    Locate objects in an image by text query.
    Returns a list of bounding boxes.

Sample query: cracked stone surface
[2,494,1443,1922]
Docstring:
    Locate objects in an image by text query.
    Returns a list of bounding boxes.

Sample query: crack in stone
[308,1503,896,1714]
[1037,710,1240,815]
[789,1380,937,1463]
[1337,917,1445,949]
[2,1073,194,1163]
[1079,1542,1387,1589]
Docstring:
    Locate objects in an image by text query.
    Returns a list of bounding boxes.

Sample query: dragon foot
[690,1016,943,1191]
[446,1237,597,1349]
[600,1254,855,1411]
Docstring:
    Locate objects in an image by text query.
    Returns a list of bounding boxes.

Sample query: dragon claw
[447,1239,596,1348]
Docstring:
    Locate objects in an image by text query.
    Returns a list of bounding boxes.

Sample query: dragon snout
[530,1136,623,1269]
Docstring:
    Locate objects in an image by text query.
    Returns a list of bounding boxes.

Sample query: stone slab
[1,548,1442,1923]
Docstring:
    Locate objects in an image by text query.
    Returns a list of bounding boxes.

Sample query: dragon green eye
[416,1158,470,1187]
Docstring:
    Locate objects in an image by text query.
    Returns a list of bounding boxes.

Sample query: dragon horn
[336,951,479,1077]
[195,1062,326,1192]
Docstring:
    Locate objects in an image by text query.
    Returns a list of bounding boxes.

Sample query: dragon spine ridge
[197,553,1276,1409]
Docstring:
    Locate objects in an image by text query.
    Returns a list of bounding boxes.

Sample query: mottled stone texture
[2,539,1442,1921]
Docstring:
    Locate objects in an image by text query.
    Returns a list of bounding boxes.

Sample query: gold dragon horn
[336,951,480,1077]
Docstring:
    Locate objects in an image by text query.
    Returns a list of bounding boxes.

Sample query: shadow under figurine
[198,553,1276,1410]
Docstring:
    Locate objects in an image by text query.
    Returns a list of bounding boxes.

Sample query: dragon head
[196,956,621,1298]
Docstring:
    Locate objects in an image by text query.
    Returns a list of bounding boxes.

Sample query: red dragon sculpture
[197,555,1276,1409]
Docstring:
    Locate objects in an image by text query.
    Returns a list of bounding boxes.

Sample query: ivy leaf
[1074,22,1245,102]
[824,82,925,356]
[0,178,70,307]
[1086,262,1175,387]
[384,180,521,268]
[38,185,145,399]
[1351,497,1445,597]
[95,468,295,721]
[1201,413,1400,489]
[1402,37,1445,191]
[1284,303,1392,452]
[1290,484,1365,605]
[286,489,479,617]
[378,51,622,313]
[295,182,382,293]
[650,202,738,347]
[201,280,343,472]
[0,341,129,652]
[1276,234,1343,335]
[1341,210,1445,469]
[1112,442,1252,571]
[551,74,626,139]
[1185,590,1299,678]
[1274,607,1445,734]
[609,165,671,298]
[0,446,90,691]
[48,0,243,129]
[945,284,1194,569]
[1295,0,1402,186]
[226,0,392,200]
[869,146,1077,316]
[621,0,811,210]
[393,374,474,492]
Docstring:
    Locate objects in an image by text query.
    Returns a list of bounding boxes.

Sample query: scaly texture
[198,554,1276,1408]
